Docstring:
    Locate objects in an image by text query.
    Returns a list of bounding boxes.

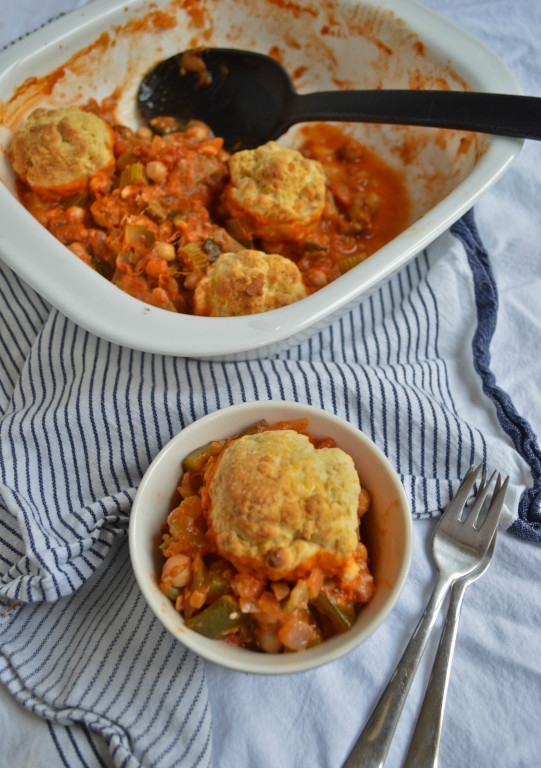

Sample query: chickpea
[135,125,153,141]
[161,554,191,589]
[66,206,86,223]
[297,255,313,272]
[184,120,214,141]
[341,558,361,582]
[152,241,176,262]
[145,257,168,279]
[338,137,364,162]
[33,211,49,227]
[145,160,168,184]
[67,242,90,265]
[89,173,110,196]
[180,51,207,74]
[120,185,137,199]
[364,191,382,213]
[173,215,188,233]
[183,271,203,291]
[256,628,283,654]
[307,269,328,289]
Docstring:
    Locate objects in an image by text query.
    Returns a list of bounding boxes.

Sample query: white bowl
[0,0,522,360]
[129,400,412,674]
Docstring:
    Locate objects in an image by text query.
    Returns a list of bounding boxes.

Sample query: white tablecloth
[1,2,540,767]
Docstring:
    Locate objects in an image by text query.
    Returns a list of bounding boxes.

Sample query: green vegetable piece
[225,217,253,247]
[202,238,223,262]
[119,162,148,187]
[123,223,155,247]
[339,253,364,275]
[185,595,246,639]
[301,239,328,253]
[163,586,181,601]
[116,147,136,171]
[169,518,207,549]
[182,440,225,473]
[182,422,270,474]
[66,192,90,208]
[233,419,270,438]
[178,242,208,272]
[206,572,229,601]
[191,555,207,591]
[310,592,356,634]
[145,200,167,223]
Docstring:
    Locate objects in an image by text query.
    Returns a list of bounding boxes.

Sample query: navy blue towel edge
[452,210,541,542]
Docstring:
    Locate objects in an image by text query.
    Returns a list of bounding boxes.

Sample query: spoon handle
[285,90,541,140]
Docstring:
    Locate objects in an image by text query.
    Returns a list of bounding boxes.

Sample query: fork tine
[464,470,497,526]
[442,464,482,521]
[477,473,502,525]
[478,474,509,536]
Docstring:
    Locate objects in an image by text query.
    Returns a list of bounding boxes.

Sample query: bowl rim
[128,400,413,674]
[0,0,523,360]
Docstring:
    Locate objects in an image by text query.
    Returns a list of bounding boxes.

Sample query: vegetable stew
[159,419,375,653]
[13,107,409,316]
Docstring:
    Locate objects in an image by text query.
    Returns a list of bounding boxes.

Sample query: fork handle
[401,579,468,768]
[342,573,452,768]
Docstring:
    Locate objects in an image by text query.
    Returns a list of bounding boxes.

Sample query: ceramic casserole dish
[0,0,522,360]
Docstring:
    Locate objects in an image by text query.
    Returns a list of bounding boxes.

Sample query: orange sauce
[297,123,409,272]
[159,418,374,652]
[13,110,409,314]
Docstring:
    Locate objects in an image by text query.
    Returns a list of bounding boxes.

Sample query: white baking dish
[0,0,522,360]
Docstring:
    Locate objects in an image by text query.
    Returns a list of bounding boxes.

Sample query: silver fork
[402,513,499,768]
[342,465,509,768]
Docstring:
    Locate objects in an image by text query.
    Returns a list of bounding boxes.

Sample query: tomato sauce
[15,112,409,315]
[159,418,374,653]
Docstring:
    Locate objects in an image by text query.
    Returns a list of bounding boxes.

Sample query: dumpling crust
[223,141,326,240]
[9,107,115,198]
[207,430,361,579]
[193,248,307,316]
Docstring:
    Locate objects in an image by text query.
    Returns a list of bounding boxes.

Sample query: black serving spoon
[138,47,541,151]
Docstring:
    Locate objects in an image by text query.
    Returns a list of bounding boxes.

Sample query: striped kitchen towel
[0,208,539,767]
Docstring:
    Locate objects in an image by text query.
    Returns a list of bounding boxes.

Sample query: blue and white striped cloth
[0,209,539,767]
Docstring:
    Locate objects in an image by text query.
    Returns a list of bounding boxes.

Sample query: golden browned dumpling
[193,248,307,316]
[207,430,361,579]
[223,141,326,240]
[8,107,115,198]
